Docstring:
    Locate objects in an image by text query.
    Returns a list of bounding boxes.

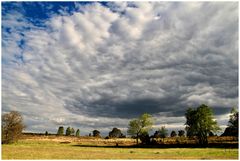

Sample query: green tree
[57,126,64,136]
[185,104,220,146]
[153,130,160,139]
[109,127,123,138]
[170,130,177,137]
[2,111,25,144]
[66,127,71,136]
[139,131,150,144]
[76,129,80,137]
[222,108,238,137]
[228,108,238,129]
[71,127,75,136]
[127,113,154,144]
[178,130,185,137]
[159,126,168,142]
[185,108,198,137]
[93,130,101,137]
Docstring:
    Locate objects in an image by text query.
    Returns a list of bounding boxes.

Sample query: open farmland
[2,135,238,159]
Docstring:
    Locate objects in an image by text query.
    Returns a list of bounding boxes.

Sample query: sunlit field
[2,135,238,159]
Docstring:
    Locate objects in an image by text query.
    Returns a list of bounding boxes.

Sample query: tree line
[55,126,126,139]
[2,104,238,146]
[126,104,238,146]
[56,126,80,136]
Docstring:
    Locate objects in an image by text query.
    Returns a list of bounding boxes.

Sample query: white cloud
[2,2,238,135]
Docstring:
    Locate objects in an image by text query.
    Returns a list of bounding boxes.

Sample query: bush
[109,127,123,138]
[139,132,150,145]
[170,131,177,137]
[93,130,101,137]
[178,130,185,137]
[2,111,25,144]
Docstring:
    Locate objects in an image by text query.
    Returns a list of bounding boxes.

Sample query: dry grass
[2,136,238,159]
[21,135,136,146]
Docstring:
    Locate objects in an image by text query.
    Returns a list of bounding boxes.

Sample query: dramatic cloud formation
[2,2,238,135]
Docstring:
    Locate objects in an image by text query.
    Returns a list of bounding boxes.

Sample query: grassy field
[2,137,238,159]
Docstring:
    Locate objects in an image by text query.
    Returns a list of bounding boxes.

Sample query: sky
[2,2,238,136]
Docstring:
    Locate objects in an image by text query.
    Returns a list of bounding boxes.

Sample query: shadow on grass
[72,143,238,149]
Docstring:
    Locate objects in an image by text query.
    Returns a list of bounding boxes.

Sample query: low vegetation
[2,135,238,159]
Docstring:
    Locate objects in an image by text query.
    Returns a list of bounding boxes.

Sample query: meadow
[2,135,238,159]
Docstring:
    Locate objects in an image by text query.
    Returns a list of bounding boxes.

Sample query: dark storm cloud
[65,96,185,118]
